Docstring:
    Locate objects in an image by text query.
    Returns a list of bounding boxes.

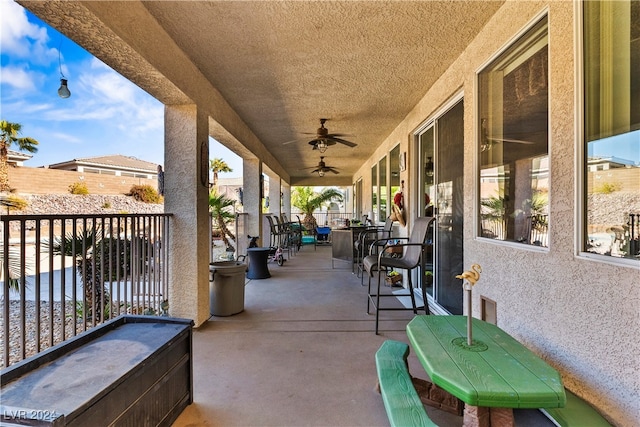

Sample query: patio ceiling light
[58,78,70,98]
[316,140,328,153]
[425,156,434,177]
[57,37,70,98]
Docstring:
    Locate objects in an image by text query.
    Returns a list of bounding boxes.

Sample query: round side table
[246,247,271,279]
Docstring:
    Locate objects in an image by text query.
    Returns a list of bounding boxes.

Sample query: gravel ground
[587,191,640,228]
[0,300,84,368]
[8,194,164,216]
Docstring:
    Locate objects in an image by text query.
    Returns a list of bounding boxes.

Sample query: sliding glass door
[417,99,465,314]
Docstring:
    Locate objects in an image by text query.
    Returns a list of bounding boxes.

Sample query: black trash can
[209,261,247,316]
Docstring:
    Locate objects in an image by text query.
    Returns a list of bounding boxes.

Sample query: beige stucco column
[268,174,281,217]
[243,158,263,243]
[165,104,211,326]
[281,181,291,220]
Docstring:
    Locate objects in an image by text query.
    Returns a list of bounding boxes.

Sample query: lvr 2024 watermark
[1,408,61,422]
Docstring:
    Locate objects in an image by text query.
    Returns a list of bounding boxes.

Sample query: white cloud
[72,57,164,134]
[48,131,83,145]
[0,0,57,65]
[0,65,37,90]
[2,99,52,115]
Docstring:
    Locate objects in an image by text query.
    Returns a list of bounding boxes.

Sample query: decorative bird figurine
[456,264,482,286]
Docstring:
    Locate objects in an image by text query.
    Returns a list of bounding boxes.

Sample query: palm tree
[292,187,343,232]
[0,195,32,292]
[49,227,112,322]
[0,120,39,192]
[0,242,31,293]
[209,190,237,250]
[209,158,233,189]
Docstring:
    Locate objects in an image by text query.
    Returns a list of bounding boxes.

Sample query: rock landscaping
[7,194,164,216]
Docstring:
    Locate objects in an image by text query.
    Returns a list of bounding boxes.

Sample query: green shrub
[0,194,28,211]
[594,182,621,194]
[69,182,89,195]
[128,184,162,203]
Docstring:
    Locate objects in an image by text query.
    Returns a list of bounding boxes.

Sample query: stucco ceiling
[18,1,504,186]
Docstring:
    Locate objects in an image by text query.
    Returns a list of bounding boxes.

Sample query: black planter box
[1,315,193,426]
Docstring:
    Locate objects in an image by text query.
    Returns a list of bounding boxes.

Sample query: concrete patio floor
[173,244,553,427]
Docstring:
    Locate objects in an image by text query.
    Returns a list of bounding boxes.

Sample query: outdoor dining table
[406,315,566,426]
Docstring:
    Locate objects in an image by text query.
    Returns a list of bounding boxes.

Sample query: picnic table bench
[375,340,437,427]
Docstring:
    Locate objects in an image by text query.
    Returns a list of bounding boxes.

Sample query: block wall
[7,166,157,195]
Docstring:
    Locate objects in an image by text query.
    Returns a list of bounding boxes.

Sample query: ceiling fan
[283,118,357,152]
[480,119,535,152]
[301,156,339,177]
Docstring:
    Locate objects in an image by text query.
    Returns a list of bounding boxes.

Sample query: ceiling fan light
[316,140,328,153]
[425,156,434,177]
[318,170,325,177]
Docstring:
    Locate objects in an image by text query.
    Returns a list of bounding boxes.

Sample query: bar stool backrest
[401,217,435,268]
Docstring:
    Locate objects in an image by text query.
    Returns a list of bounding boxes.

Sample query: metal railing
[628,213,640,258]
[292,212,352,227]
[1,213,172,367]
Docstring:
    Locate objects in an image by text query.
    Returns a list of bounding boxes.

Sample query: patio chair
[266,215,290,257]
[356,216,394,281]
[316,226,331,245]
[362,216,435,334]
[274,215,298,256]
[297,215,317,250]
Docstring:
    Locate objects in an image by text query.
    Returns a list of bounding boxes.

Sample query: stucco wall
[355,2,639,425]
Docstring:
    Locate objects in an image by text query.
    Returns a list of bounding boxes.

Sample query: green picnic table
[407,315,566,426]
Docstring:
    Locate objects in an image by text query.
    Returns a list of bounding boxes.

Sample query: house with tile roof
[47,155,160,179]
[7,149,33,167]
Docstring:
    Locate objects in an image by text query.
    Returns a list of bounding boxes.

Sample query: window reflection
[584,1,640,261]
[478,17,549,247]
[379,156,387,222]
[371,164,378,224]
[390,145,401,204]
[586,131,640,258]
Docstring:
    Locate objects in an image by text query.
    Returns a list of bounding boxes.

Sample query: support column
[281,181,291,220]
[243,158,263,243]
[165,104,210,326]
[268,175,281,218]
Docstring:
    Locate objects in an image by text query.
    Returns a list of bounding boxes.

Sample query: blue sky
[0,0,243,176]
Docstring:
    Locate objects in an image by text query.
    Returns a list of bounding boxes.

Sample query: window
[371,164,378,223]
[390,145,401,202]
[378,155,387,222]
[584,0,640,261]
[478,17,549,247]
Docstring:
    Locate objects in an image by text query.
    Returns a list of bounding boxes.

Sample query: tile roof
[49,155,160,173]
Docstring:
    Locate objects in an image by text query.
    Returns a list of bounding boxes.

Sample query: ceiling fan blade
[282,139,301,145]
[330,137,357,147]
[327,168,339,174]
[488,137,535,145]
